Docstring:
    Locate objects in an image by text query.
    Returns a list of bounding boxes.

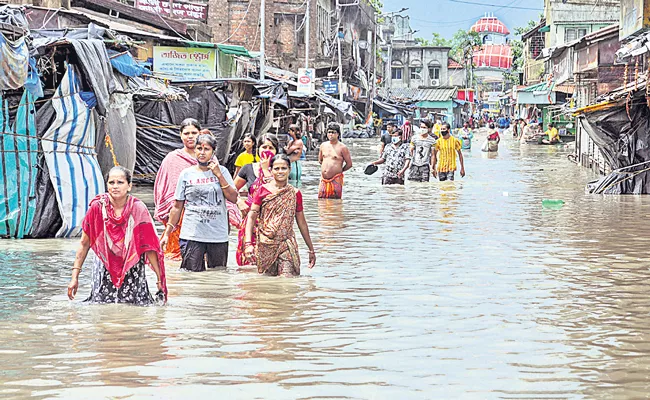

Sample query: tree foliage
[415,32,451,47]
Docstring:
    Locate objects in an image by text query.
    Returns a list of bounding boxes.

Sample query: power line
[447,0,543,10]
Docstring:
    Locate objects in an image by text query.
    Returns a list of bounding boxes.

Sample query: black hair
[270,153,291,169]
[107,166,132,184]
[489,123,495,129]
[180,118,201,133]
[386,121,397,128]
[327,122,340,134]
[442,122,451,131]
[421,119,433,129]
[548,123,555,128]
[257,133,279,152]
[242,133,256,153]
[196,133,218,150]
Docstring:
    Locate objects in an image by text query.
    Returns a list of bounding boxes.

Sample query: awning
[539,25,550,33]
[217,44,252,58]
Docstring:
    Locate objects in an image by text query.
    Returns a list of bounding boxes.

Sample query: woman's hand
[208,159,223,178]
[67,278,78,300]
[237,198,250,214]
[308,251,316,269]
[244,244,255,263]
[160,234,169,252]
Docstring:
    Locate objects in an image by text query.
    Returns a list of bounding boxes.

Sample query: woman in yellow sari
[243,154,316,276]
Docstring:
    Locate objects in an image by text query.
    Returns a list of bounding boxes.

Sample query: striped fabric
[473,44,513,70]
[0,91,38,238]
[41,65,105,238]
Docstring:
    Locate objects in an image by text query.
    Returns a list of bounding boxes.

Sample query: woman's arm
[145,250,164,293]
[234,166,242,178]
[68,232,91,300]
[296,211,316,268]
[160,200,185,250]
[243,203,260,262]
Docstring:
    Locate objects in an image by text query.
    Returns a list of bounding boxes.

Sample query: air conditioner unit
[430,79,440,86]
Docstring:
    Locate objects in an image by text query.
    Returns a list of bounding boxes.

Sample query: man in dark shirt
[379,122,396,156]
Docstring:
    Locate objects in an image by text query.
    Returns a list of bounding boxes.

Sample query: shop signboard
[153,46,217,81]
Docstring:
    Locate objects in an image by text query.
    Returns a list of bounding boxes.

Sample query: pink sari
[236,165,268,266]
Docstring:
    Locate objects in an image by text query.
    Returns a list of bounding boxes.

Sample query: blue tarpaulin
[108,50,149,78]
[0,91,38,238]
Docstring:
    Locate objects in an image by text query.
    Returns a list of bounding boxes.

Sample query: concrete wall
[389,46,450,89]
[544,0,620,47]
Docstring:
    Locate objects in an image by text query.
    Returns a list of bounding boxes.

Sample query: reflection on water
[3,135,650,398]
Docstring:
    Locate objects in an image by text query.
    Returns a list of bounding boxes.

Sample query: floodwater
[3,133,650,399]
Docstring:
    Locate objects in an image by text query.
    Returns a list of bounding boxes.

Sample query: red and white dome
[473,44,512,70]
[470,17,510,35]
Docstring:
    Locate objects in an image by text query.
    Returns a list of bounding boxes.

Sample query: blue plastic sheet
[0,91,38,238]
[109,50,149,78]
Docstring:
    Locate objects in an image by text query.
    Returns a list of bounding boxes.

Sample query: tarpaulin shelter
[133,79,267,183]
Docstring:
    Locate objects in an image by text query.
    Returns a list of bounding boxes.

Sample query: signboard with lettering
[136,0,208,22]
[153,47,217,81]
[322,79,338,95]
[297,68,315,95]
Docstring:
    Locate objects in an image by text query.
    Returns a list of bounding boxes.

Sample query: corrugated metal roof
[380,87,458,102]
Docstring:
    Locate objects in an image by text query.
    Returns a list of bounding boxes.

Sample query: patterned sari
[255,186,301,276]
[236,166,268,266]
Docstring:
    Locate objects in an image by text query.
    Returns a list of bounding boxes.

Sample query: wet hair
[257,133,279,152]
[180,118,201,133]
[107,166,132,184]
[196,133,217,151]
[421,119,433,129]
[327,122,340,134]
[270,153,291,169]
[489,123,495,129]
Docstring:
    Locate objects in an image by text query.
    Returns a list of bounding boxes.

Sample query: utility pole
[305,0,310,68]
[260,0,266,80]
[337,29,343,101]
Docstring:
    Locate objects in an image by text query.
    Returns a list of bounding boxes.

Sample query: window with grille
[428,67,440,80]
[391,67,403,80]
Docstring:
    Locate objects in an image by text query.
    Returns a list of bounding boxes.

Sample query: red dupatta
[82,194,168,299]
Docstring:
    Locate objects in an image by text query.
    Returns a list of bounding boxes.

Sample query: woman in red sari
[233,134,278,266]
[67,166,167,305]
[244,154,316,276]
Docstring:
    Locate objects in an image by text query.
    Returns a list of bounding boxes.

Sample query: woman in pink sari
[233,134,278,266]
[244,154,316,276]
[67,167,167,305]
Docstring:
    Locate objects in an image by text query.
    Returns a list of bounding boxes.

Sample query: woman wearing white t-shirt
[160,134,239,272]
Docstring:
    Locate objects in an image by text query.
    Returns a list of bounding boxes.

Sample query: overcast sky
[381,0,544,40]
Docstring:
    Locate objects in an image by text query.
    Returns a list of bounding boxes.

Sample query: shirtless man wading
[318,123,352,199]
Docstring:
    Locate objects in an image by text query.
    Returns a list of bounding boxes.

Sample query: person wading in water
[318,123,352,199]
[244,154,316,276]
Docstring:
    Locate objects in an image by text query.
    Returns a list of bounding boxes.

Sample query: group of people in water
[370,119,467,184]
[67,118,353,305]
[69,112,565,305]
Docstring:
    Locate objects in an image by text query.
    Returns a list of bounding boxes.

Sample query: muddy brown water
[2,134,650,399]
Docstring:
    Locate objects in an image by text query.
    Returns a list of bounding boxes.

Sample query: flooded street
[3,135,650,399]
